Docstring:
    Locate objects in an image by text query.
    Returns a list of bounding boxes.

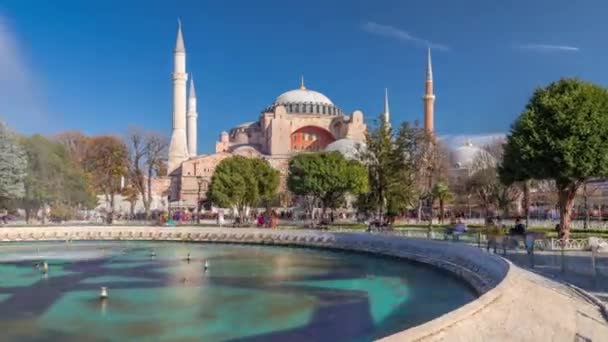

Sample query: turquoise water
[0,241,475,341]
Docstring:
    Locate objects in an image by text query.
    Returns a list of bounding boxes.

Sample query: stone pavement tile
[384,266,608,341]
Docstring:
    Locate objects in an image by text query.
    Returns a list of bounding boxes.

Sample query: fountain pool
[0,241,476,341]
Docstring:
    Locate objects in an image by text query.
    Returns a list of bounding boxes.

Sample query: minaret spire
[426,47,433,81]
[175,19,186,52]
[189,76,196,99]
[383,88,391,128]
[187,76,198,156]
[423,48,436,134]
[300,75,306,90]
[168,20,189,174]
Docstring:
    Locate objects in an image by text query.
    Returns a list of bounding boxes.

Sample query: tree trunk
[428,197,434,228]
[107,193,115,224]
[129,201,135,219]
[321,204,327,224]
[417,199,423,223]
[558,185,577,240]
[523,181,530,228]
[439,200,444,224]
[305,196,315,227]
[145,168,153,219]
[503,203,510,220]
[25,207,31,224]
[583,182,588,229]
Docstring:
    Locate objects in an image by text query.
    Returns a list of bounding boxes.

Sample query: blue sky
[0,0,606,153]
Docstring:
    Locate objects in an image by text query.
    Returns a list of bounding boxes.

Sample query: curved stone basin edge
[0,226,513,340]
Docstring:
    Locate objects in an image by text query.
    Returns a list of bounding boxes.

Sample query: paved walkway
[496,249,608,305]
[384,264,608,341]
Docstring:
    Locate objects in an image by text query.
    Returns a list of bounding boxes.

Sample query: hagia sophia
[124,23,500,213]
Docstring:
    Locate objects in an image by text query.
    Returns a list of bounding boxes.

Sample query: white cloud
[0,14,47,130]
[516,44,580,52]
[363,22,449,51]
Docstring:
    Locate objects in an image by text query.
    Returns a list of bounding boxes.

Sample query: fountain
[0,240,477,341]
[99,287,108,300]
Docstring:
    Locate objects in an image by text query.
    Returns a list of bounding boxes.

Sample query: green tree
[83,136,129,224]
[208,156,279,219]
[288,152,368,223]
[0,122,26,206]
[431,181,453,223]
[500,78,608,238]
[359,117,422,222]
[250,157,281,209]
[19,135,96,223]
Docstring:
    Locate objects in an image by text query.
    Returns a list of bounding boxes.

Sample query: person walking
[217,211,225,227]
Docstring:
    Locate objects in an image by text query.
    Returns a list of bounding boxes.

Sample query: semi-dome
[325,139,366,160]
[274,89,334,106]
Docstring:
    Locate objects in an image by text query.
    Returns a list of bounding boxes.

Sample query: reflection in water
[99,297,107,316]
[0,241,476,341]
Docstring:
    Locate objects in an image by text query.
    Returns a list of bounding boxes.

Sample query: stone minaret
[168,20,189,174]
[383,88,391,129]
[187,77,198,156]
[423,48,435,134]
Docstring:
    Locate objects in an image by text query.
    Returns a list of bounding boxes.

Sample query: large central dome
[263,79,343,116]
[274,88,334,106]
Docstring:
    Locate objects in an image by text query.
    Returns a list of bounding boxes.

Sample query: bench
[443,230,466,241]
[490,232,547,255]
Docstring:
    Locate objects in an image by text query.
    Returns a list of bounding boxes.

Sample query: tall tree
[359,117,427,222]
[288,152,368,222]
[125,128,168,219]
[468,141,520,219]
[466,166,498,218]
[208,156,279,219]
[250,157,281,209]
[55,131,89,165]
[500,78,608,238]
[431,181,453,223]
[19,135,96,222]
[417,137,450,225]
[0,122,26,207]
[83,136,129,223]
[121,183,139,218]
[143,132,168,212]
